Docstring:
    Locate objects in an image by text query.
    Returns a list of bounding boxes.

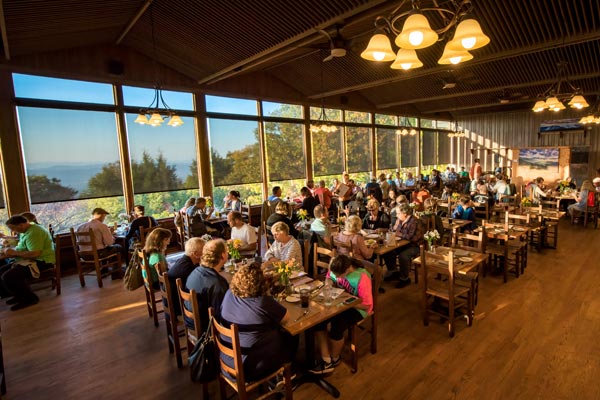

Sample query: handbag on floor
[123,249,143,291]
[189,318,219,383]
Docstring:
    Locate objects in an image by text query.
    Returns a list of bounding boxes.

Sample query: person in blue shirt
[268,186,282,202]
[451,196,476,232]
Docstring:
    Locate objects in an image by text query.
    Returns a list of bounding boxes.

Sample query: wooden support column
[114,85,134,212]
[0,70,29,214]
[193,93,211,199]
[416,117,421,177]
[257,102,268,200]
[303,105,313,182]
[370,114,376,173]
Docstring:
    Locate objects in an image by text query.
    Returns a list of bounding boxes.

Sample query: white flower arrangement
[118,212,129,220]
[424,229,440,242]
[200,234,213,242]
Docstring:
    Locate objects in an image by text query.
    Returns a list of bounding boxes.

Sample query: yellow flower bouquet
[273,258,300,286]
[521,197,532,207]
[227,239,242,260]
[297,209,308,221]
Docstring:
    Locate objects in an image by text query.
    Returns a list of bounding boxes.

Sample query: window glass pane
[18,107,123,203]
[438,131,451,164]
[400,134,418,167]
[12,73,114,104]
[126,114,198,194]
[422,130,436,166]
[346,126,371,173]
[262,102,303,119]
[312,128,344,176]
[213,183,263,209]
[437,120,452,130]
[208,119,262,186]
[206,95,258,116]
[375,114,397,126]
[31,196,125,234]
[399,116,417,127]
[0,171,6,235]
[134,189,198,219]
[420,118,435,129]
[310,107,342,121]
[345,110,370,124]
[265,122,305,181]
[376,128,397,170]
[122,86,193,110]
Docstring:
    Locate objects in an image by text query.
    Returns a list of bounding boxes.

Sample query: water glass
[323,280,333,306]
[300,288,310,308]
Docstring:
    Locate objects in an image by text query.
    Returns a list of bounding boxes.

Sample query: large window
[376,128,397,170]
[375,114,397,126]
[345,110,370,124]
[401,134,418,167]
[13,74,114,105]
[422,130,436,166]
[346,126,371,173]
[438,132,451,164]
[207,95,258,116]
[264,122,305,182]
[208,118,262,186]
[262,102,303,119]
[123,86,194,110]
[18,107,123,203]
[312,128,344,177]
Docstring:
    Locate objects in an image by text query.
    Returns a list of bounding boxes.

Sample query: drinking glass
[323,280,333,306]
[300,289,310,308]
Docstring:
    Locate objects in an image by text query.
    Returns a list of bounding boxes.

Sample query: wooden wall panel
[457,109,600,179]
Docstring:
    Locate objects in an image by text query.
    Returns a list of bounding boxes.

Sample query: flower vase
[282,275,293,295]
[427,241,436,253]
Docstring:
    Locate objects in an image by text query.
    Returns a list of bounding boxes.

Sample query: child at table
[451,196,476,232]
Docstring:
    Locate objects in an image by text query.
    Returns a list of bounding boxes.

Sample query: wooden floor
[2,218,600,400]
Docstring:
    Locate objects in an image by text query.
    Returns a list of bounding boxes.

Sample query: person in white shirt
[593,177,600,193]
[263,222,302,268]
[227,211,257,257]
[76,208,122,256]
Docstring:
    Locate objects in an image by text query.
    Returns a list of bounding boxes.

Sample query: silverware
[294,310,309,322]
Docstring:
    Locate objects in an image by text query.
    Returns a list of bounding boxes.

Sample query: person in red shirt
[469,158,482,181]
[314,180,333,210]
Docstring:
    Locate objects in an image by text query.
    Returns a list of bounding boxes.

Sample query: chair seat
[426,281,470,300]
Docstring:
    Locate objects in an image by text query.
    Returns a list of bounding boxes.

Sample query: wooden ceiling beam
[115,0,153,45]
[308,31,600,100]
[0,0,10,60]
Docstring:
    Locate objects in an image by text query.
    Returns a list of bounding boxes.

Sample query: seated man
[77,208,122,257]
[310,205,332,246]
[268,186,282,202]
[124,205,158,247]
[227,211,257,257]
[186,197,213,237]
[1,215,55,311]
[387,204,424,289]
[185,239,229,331]
[167,237,205,316]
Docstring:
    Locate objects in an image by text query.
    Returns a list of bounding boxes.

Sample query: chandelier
[579,97,600,124]
[447,121,465,137]
[310,51,338,134]
[532,61,589,113]
[395,117,417,136]
[134,87,184,127]
[360,0,489,70]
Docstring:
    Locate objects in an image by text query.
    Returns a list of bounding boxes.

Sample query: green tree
[184,160,199,188]
[28,175,77,203]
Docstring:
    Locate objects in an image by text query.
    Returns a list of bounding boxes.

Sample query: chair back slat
[139,225,159,247]
[313,243,333,279]
[209,308,247,390]
[176,278,202,346]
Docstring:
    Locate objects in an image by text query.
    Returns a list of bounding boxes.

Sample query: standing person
[142,228,172,289]
[470,158,483,181]
[220,262,297,381]
[459,167,469,179]
[0,215,55,310]
[306,179,317,196]
[309,255,372,374]
[185,239,230,331]
[389,204,424,288]
[167,237,205,316]
[379,173,390,202]
[314,180,333,210]
[429,169,442,193]
[227,211,257,257]
[76,208,122,257]
[125,205,158,248]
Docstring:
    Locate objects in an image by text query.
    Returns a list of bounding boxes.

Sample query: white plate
[294,284,311,293]
[454,250,469,257]
[459,257,473,262]
[365,234,380,239]
[285,295,301,303]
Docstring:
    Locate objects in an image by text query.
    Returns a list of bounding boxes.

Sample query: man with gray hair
[167,237,205,315]
[387,204,424,288]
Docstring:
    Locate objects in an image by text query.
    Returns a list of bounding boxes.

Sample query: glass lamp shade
[551,102,566,112]
[409,129,417,136]
[148,113,164,126]
[532,100,547,112]
[447,19,490,51]
[390,49,423,70]
[568,95,589,109]
[167,115,184,126]
[580,115,594,124]
[438,43,473,64]
[395,13,438,49]
[134,113,149,124]
[361,34,396,61]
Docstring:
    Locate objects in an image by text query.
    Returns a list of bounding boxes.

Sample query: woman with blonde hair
[142,227,172,287]
[220,262,297,381]
[263,221,302,267]
[568,180,594,219]
[333,215,373,260]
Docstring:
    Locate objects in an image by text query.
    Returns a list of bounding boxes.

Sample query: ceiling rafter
[0,0,10,60]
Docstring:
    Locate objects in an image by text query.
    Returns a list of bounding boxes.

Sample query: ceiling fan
[494,89,529,104]
[317,26,350,62]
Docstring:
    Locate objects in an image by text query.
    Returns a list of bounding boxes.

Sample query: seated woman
[411,183,430,210]
[142,227,172,289]
[125,205,158,248]
[362,199,390,231]
[333,215,373,261]
[224,190,242,213]
[568,180,594,219]
[220,262,297,381]
[299,186,319,218]
[423,198,444,235]
[383,189,397,210]
[530,177,548,205]
[309,254,373,374]
[451,196,476,232]
[440,184,453,201]
[263,221,303,268]
[266,201,298,238]
[174,197,195,231]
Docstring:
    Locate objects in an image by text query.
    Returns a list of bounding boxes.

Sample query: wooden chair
[452,228,485,306]
[505,212,530,269]
[138,249,164,327]
[0,323,5,397]
[348,260,380,373]
[70,228,122,288]
[176,279,209,399]
[473,201,489,222]
[157,271,186,368]
[582,192,599,229]
[313,243,334,279]
[139,225,158,246]
[332,237,353,258]
[421,245,473,337]
[209,308,293,400]
[181,211,193,242]
[241,202,253,225]
[482,222,521,283]
[262,221,273,248]
[30,224,61,295]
